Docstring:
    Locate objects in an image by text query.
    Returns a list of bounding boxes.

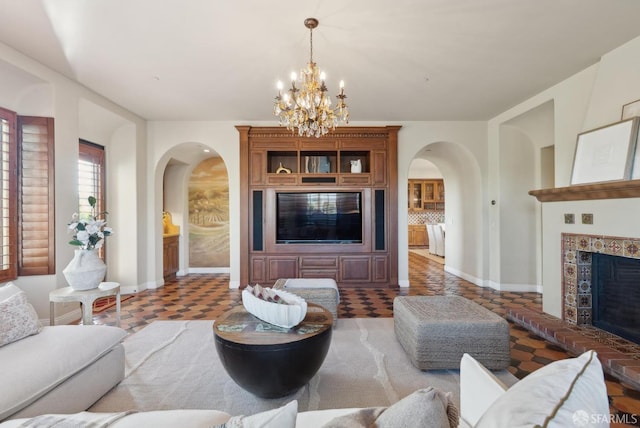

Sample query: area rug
[90,318,515,416]
[409,249,445,265]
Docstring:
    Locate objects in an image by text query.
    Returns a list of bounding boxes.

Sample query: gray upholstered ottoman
[393,295,510,370]
[274,278,339,326]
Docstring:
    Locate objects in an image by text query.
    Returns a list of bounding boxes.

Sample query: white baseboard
[229,280,240,289]
[120,285,140,295]
[398,279,410,288]
[482,280,541,293]
[444,265,484,287]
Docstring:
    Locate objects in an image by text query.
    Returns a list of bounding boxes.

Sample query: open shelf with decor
[267,151,298,174]
[300,151,337,173]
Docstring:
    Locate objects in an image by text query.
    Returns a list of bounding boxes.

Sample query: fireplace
[592,253,640,343]
[561,234,640,336]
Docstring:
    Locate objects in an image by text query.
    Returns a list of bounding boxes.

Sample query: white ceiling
[1,0,640,122]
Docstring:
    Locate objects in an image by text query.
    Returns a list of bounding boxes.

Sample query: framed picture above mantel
[570,117,639,185]
[622,98,640,121]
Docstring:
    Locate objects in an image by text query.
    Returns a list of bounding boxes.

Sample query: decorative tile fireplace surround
[561,232,640,326]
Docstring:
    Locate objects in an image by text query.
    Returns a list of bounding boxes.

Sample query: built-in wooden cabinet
[238,126,400,288]
[163,234,179,279]
[408,224,428,247]
[408,179,445,211]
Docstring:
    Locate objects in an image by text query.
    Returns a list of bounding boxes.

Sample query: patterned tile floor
[90,252,640,426]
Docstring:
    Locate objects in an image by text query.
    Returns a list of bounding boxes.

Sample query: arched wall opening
[406,141,484,286]
[156,143,230,286]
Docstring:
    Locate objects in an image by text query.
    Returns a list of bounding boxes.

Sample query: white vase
[63,249,107,291]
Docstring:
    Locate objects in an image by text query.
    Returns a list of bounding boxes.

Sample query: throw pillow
[322,387,458,428]
[0,281,21,300]
[476,350,609,428]
[0,287,42,347]
[214,400,297,428]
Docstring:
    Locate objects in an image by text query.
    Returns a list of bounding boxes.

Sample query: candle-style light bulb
[277,81,283,95]
[290,72,297,82]
[320,72,326,82]
[339,80,345,94]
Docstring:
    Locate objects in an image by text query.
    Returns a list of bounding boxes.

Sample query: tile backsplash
[408,212,445,225]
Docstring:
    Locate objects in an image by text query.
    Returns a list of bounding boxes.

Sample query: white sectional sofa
[0,283,127,421]
[0,349,611,427]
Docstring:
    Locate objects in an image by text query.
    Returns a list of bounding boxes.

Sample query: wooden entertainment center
[237,126,400,289]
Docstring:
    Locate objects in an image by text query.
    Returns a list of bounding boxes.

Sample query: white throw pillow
[0,284,41,347]
[476,350,610,428]
[215,400,297,428]
[0,281,21,300]
[321,387,458,428]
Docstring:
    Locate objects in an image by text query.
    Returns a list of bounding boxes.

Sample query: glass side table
[49,281,120,327]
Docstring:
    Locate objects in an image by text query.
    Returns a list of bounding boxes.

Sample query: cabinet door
[250,151,265,185]
[266,257,298,282]
[340,256,371,282]
[436,181,445,202]
[373,256,388,282]
[408,181,423,210]
[250,257,267,283]
[371,151,387,185]
[423,181,436,201]
[415,226,427,246]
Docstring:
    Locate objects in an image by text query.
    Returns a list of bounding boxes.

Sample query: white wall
[498,125,537,289]
[408,158,442,179]
[489,35,640,316]
[0,42,146,321]
[396,122,487,286]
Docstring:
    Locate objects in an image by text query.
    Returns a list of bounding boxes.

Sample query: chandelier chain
[309,26,313,63]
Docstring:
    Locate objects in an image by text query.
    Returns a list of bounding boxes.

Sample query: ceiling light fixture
[273,18,349,138]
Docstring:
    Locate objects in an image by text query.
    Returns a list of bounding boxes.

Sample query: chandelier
[273,18,349,138]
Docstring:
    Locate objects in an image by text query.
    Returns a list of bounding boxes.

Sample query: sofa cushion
[0,325,127,420]
[0,285,41,347]
[476,350,609,428]
[321,387,458,428]
[214,400,297,428]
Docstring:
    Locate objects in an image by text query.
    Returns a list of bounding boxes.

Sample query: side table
[49,282,121,327]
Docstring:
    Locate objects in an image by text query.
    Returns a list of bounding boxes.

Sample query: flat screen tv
[276,192,363,244]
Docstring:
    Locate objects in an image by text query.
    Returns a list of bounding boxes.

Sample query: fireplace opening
[592,253,640,344]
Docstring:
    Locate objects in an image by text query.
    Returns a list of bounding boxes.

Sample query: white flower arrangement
[68,196,113,250]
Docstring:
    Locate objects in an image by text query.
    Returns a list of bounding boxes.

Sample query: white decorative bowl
[242,288,307,329]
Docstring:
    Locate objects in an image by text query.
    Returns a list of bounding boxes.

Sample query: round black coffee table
[213,303,333,398]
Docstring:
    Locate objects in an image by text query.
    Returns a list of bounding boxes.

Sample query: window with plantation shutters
[18,117,55,276]
[0,108,17,282]
[78,140,106,259]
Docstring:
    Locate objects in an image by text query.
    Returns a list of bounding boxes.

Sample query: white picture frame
[622,98,640,120]
[570,117,639,185]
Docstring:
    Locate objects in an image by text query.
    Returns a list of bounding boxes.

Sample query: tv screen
[276,192,363,244]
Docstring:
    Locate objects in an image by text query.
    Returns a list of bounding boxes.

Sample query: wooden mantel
[529,180,640,202]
